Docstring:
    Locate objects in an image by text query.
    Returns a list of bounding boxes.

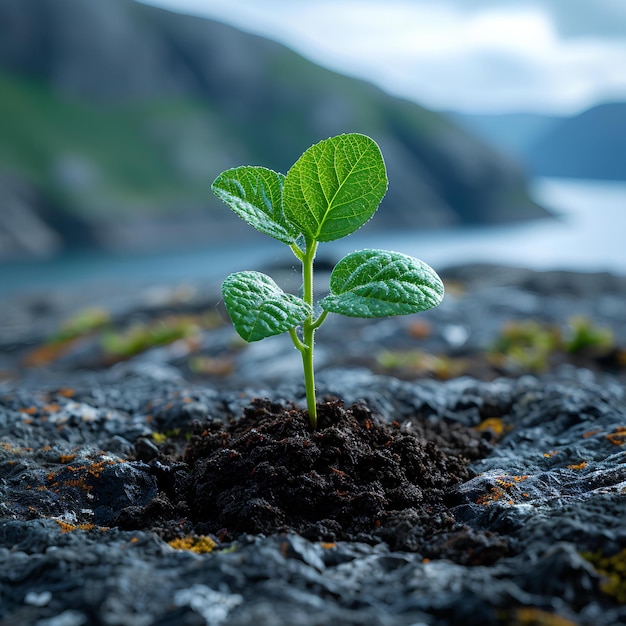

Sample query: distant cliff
[0,0,548,260]
[451,103,626,181]
[526,103,626,180]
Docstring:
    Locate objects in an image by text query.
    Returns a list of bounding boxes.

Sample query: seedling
[212,133,444,427]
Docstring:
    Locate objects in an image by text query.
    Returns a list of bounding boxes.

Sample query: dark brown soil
[177,398,494,554]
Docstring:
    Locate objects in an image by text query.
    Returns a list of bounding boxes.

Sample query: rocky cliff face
[0,0,548,259]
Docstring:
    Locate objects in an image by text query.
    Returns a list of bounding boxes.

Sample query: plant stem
[301,324,317,427]
[300,237,318,428]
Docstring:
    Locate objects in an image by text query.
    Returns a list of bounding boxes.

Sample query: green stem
[301,323,316,427]
[289,242,305,262]
[302,237,316,308]
[300,237,318,428]
[310,309,328,331]
[288,327,307,352]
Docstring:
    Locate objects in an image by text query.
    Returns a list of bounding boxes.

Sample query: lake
[1,177,625,295]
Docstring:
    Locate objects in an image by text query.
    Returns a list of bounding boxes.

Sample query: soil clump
[181,398,490,551]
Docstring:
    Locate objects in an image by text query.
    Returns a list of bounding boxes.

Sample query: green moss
[47,308,111,345]
[491,320,560,374]
[377,348,467,379]
[152,429,180,444]
[101,316,200,358]
[489,316,615,374]
[564,315,614,354]
[582,548,626,603]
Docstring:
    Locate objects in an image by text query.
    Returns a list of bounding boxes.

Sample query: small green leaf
[222,271,311,342]
[212,166,299,244]
[320,249,444,318]
[283,133,388,242]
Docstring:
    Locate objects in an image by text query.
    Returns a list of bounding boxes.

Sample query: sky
[138,0,626,115]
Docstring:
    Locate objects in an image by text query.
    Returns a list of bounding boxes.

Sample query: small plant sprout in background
[212,133,444,428]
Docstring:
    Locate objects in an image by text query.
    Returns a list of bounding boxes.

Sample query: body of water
[339,177,626,274]
[1,177,625,295]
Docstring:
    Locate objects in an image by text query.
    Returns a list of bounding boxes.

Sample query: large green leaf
[320,249,444,318]
[222,271,311,342]
[212,166,299,244]
[283,133,388,242]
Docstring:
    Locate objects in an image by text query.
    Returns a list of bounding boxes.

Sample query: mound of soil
[160,398,492,554]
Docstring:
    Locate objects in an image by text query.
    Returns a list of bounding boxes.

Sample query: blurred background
[1,0,625,295]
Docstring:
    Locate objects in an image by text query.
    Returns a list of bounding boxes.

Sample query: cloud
[548,0,626,38]
[138,0,626,113]
[269,0,626,112]
[442,0,626,38]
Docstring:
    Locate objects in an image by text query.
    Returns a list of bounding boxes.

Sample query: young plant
[212,133,444,428]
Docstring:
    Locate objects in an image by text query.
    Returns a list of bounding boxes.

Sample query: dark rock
[1,364,626,624]
[91,461,158,525]
[2,265,626,624]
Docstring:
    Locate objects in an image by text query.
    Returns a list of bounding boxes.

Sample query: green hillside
[0,56,449,221]
[0,70,227,217]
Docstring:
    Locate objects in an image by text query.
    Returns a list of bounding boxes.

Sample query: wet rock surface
[1,264,626,625]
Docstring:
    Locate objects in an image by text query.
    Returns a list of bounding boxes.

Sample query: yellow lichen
[606,427,626,446]
[510,606,579,625]
[152,432,168,444]
[477,487,508,505]
[46,457,124,494]
[566,461,587,470]
[54,520,96,534]
[582,429,601,439]
[55,520,76,533]
[476,475,530,506]
[168,535,217,554]
[152,429,180,444]
[474,417,512,439]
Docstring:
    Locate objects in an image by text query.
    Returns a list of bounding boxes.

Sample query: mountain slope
[450,104,626,181]
[447,112,564,162]
[526,102,626,180]
[0,0,548,259]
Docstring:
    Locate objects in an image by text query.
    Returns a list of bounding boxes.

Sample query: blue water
[1,177,625,296]
[335,177,626,274]
[0,239,282,295]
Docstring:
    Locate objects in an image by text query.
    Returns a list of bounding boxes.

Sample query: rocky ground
[1,263,626,625]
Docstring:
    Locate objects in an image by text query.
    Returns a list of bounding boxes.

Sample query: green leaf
[212,166,299,244]
[222,271,311,342]
[320,249,444,318]
[283,133,388,242]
